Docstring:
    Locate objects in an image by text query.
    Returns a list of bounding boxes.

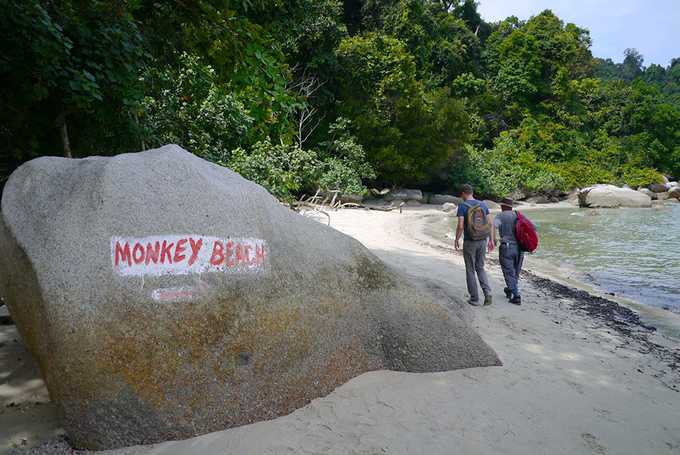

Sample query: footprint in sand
[582,432,607,454]
[593,407,619,423]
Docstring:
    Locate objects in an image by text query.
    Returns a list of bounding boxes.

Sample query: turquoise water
[522,203,680,313]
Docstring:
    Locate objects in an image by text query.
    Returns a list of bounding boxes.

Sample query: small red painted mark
[160,240,174,264]
[188,237,203,266]
[174,238,187,263]
[255,244,265,266]
[226,240,235,268]
[243,245,252,264]
[114,241,132,266]
[145,241,160,265]
[132,242,145,264]
[210,240,224,266]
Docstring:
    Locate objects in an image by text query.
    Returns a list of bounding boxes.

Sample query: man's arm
[487,214,496,252]
[454,216,464,250]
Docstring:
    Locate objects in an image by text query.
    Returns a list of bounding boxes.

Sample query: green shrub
[461,135,566,197]
[317,158,368,195]
[464,143,528,197]
[227,140,318,200]
[553,161,615,189]
[524,163,567,193]
[618,165,665,188]
[141,53,252,163]
[317,118,375,195]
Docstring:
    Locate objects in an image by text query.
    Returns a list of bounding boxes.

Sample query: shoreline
[416,201,680,336]
[398,204,680,366]
[3,205,680,454]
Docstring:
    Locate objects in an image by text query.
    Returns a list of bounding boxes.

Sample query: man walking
[454,184,495,306]
[494,197,525,305]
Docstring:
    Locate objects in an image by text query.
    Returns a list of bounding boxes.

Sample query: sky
[477,0,680,67]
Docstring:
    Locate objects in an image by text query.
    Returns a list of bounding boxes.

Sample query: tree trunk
[56,112,72,158]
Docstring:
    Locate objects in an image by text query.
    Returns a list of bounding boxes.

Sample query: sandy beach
[3,205,680,454]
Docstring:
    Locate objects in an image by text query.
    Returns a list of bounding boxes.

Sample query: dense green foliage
[2,0,679,197]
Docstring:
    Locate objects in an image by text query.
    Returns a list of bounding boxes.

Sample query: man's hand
[455,216,464,251]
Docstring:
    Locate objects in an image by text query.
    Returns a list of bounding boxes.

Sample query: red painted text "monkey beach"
[111,235,266,277]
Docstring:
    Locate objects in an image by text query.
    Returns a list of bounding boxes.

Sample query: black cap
[500,197,516,208]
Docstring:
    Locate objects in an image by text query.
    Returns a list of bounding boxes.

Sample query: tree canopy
[2,0,678,197]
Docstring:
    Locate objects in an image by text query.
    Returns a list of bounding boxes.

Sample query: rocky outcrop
[340,193,364,204]
[507,189,526,201]
[648,183,668,193]
[669,186,680,200]
[0,145,499,450]
[637,187,656,199]
[483,200,500,210]
[441,202,458,213]
[384,189,423,202]
[431,194,462,205]
[525,195,551,204]
[579,185,652,208]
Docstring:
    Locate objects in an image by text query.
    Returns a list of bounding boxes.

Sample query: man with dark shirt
[494,197,526,305]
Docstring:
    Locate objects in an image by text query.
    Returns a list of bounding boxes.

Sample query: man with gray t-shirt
[494,197,529,305]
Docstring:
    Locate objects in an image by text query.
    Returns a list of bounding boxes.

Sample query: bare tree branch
[289,69,326,148]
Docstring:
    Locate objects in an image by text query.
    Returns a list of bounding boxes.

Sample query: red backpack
[514,211,538,253]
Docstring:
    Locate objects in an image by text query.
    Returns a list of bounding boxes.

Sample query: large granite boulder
[578,185,652,208]
[0,145,499,450]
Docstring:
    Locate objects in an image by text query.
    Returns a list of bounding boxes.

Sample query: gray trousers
[499,242,524,297]
[463,239,491,301]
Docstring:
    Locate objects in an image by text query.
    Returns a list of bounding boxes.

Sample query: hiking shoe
[503,287,512,299]
[467,299,481,306]
[483,295,493,306]
[510,295,522,305]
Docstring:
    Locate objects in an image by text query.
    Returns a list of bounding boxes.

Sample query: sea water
[525,203,680,313]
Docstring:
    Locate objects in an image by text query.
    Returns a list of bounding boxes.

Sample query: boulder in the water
[578,185,652,208]
[0,145,499,450]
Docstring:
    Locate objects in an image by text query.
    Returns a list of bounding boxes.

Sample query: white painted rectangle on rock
[111,235,266,277]
[151,286,196,302]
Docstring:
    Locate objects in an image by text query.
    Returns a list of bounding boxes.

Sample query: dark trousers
[499,242,524,297]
